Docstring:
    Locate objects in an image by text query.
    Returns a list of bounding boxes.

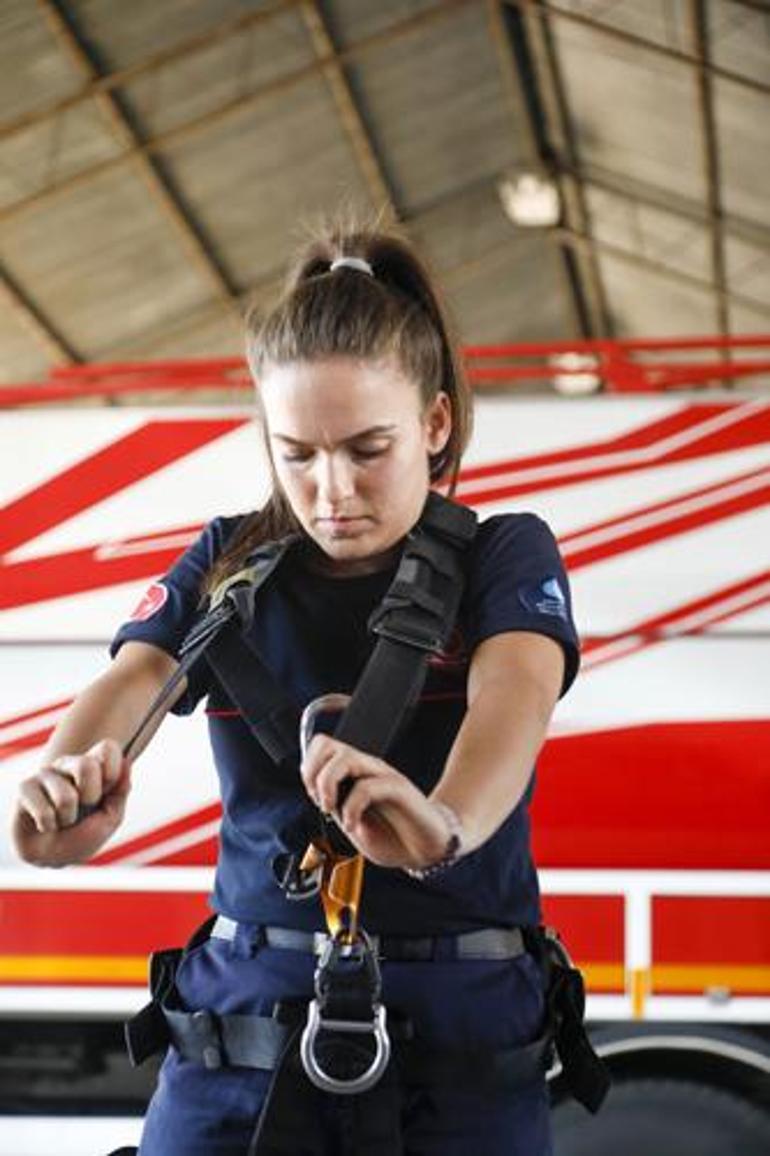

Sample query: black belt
[211,916,526,962]
[162,996,552,1089]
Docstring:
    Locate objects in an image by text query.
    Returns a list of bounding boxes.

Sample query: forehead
[259,356,421,439]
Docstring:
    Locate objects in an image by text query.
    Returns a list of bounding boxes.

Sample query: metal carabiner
[299,997,391,1095]
[299,692,352,763]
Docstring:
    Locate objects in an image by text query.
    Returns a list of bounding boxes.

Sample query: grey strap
[211,917,524,961]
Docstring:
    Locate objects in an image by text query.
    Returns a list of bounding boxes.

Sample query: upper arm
[111,638,180,681]
[466,515,580,698]
[107,640,186,713]
[466,630,564,718]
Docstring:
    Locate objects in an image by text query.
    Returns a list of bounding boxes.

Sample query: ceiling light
[498,171,561,228]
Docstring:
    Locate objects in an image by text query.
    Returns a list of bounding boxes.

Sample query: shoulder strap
[334,492,477,755]
[201,536,303,764]
[118,536,299,764]
[202,495,477,781]
[122,497,476,788]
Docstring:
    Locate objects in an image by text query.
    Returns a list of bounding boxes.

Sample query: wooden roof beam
[691,0,730,338]
[506,0,769,98]
[1,262,81,364]
[298,1,400,222]
[38,0,242,319]
[1,0,298,141]
[2,0,472,226]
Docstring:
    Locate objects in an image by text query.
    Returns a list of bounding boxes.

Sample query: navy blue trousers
[137,926,553,1155]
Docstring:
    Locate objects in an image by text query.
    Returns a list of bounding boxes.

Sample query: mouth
[315,515,371,536]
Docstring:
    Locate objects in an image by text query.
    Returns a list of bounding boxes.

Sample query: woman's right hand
[11,739,132,867]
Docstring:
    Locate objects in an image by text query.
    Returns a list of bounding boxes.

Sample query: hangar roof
[0,0,768,385]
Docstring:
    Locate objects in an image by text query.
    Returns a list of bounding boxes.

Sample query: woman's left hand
[300,734,453,870]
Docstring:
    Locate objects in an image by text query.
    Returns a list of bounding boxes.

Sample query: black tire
[552,1077,770,1156]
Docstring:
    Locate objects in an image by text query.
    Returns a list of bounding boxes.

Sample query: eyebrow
[271,424,397,448]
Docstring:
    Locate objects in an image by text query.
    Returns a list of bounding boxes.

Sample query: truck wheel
[551,1077,770,1156]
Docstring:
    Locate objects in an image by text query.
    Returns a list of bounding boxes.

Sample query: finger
[315,748,385,816]
[87,738,125,790]
[33,768,81,830]
[300,734,347,803]
[339,776,398,832]
[17,777,60,835]
[314,750,361,814]
[51,754,103,806]
[101,762,133,820]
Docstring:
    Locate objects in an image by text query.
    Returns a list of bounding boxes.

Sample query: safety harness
[112,493,608,1153]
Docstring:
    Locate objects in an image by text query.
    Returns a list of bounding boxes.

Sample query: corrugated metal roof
[0,0,767,386]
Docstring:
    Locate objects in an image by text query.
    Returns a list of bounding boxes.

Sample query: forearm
[429,677,555,854]
[42,641,182,767]
[43,665,162,766]
[13,644,182,867]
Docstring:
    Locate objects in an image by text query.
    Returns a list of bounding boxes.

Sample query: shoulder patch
[517,575,568,621]
[130,581,169,622]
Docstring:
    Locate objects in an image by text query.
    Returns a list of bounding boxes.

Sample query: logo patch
[518,575,568,621]
[130,582,169,622]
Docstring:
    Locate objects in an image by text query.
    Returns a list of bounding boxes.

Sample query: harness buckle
[300,929,391,1095]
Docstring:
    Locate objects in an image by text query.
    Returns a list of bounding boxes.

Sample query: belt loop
[191,1009,223,1070]
[249,924,267,956]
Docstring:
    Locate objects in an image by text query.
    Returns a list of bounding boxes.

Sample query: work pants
[137,925,553,1156]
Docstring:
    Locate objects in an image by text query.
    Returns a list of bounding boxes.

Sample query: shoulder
[473,511,555,554]
[461,510,579,694]
[189,514,249,565]
[468,512,563,585]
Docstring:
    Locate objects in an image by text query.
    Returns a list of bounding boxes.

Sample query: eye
[351,444,388,461]
[281,450,313,464]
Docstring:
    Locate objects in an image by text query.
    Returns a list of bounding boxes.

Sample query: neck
[301,540,401,578]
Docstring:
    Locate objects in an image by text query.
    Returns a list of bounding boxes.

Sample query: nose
[315,452,356,508]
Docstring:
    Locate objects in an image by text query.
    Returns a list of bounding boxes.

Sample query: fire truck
[1,340,768,1154]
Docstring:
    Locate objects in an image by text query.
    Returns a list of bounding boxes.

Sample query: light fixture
[498,170,561,228]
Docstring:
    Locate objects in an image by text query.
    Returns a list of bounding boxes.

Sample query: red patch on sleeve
[130,582,169,622]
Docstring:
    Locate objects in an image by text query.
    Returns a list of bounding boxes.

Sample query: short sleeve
[109,515,243,714]
[465,513,580,696]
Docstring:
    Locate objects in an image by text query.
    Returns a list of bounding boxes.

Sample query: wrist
[403,800,465,881]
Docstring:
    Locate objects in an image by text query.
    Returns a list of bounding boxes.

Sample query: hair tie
[329,256,374,277]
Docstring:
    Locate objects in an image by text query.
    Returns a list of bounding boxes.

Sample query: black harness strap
[334,495,476,758]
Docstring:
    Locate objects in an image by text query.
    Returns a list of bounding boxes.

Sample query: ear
[424,391,452,455]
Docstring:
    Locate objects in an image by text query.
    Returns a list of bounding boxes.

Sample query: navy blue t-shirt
[111,509,579,934]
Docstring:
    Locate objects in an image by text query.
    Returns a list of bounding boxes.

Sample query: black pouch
[124,915,217,1067]
[530,925,611,1114]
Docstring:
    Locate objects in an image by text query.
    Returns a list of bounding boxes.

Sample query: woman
[13,222,579,1155]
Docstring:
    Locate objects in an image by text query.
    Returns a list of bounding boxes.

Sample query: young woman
[13,222,580,1155]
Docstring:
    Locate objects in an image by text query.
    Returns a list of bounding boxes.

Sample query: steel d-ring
[299,998,391,1095]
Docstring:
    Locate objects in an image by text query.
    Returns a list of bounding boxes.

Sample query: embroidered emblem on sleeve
[130,581,169,622]
[517,575,568,621]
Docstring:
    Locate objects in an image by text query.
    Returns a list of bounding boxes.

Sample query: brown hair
[207,215,473,591]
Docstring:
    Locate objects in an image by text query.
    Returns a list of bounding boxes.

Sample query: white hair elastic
[329,256,374,277]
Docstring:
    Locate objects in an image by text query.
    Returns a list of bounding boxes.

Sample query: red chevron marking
[562,465,770,570]
[0,726,57,761]
[91,803,222,865]
[582,570,770,669]
[0,418,247,557]
[0,524,202,610]
[457,401,770,503]
[460,403,716,482]
[0,698,73,731]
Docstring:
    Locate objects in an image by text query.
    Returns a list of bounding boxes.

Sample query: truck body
[1,386,768,1152]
